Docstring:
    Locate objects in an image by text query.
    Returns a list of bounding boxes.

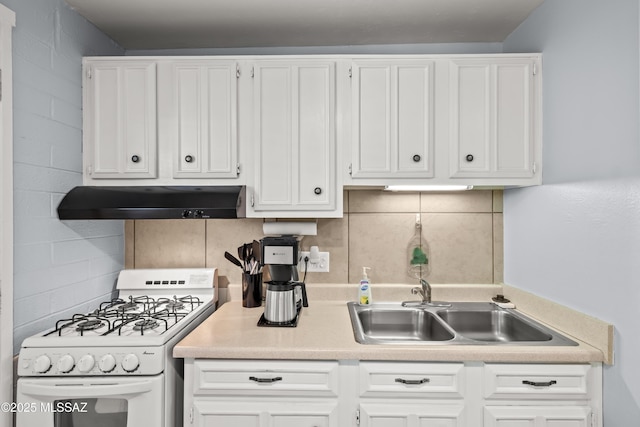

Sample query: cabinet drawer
[359,362,465,399]
[483,364,591,400]
[193,360,339,397]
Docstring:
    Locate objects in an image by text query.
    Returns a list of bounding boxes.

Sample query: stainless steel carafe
[263,281,308,323]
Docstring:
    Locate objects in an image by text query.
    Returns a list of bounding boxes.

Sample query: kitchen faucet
[413,279,432,302]
[402,279,451,308]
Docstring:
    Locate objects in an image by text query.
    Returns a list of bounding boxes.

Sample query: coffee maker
[259,236,308,326]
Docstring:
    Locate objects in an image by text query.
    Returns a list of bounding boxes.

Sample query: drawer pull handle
[395,377,430,385]
[522,380,557,387]
[249,376,283,383]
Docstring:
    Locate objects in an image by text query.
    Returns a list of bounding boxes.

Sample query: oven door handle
[20,379,155,398]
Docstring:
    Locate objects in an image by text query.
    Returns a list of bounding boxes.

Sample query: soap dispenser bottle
[358,267,372,305]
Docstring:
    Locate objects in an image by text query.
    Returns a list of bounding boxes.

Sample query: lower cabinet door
[193,400,339,427]
[360,403,465,427]
[484,406,592,427]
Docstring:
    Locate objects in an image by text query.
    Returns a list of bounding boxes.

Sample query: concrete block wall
[0,0,126,353]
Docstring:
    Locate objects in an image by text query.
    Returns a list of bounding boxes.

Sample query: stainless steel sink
[436,309,553,342]
[347,302,578,346]
[354,306,454,343]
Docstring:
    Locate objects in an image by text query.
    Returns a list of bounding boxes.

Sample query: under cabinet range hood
[57,186,246,220]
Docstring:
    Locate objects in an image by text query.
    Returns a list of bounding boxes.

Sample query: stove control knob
[77,354,95,373]
[98,354,117,373]
[57,354,75,373]
[121,354,139,373]
[33,355,52,373]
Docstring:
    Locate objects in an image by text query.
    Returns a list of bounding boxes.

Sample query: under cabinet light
[384,185,473,192]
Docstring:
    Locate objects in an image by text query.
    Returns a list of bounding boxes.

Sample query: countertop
[173,300,605,363]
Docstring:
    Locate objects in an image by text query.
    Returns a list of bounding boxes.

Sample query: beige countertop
[174,300,605,363]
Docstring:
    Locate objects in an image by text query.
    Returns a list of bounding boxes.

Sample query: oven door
[16,375,164,427]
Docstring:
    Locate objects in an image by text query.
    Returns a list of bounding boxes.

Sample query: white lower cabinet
[358,361,467,427]
[360,403,465,427]
[192,400,338,427]
[484,406,592,427]
[482,364,592,400]
[185,359,341,427]
[481,363,600,427]
[184,360,602,427]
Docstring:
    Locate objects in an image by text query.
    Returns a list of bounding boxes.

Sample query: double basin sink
[348,301,577,346]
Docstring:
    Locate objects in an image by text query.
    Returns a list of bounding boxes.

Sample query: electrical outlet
[298,251,330,273]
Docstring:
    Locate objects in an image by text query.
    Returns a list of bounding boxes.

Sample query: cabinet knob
[185,155,194,163]
[314,187,322,195]
[465,154,474,162]
[131,155,140,163]
[412,154,421,162]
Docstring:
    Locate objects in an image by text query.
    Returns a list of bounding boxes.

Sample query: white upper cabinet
[349,59,435,180]
[449,57,540,181]
[250,60,338,216]
[83,60,157,179]
[171,60,239,179]
[345,54,541,187]
[81,54,542,212]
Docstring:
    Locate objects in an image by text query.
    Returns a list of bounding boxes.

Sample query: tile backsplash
[125,190,503,287]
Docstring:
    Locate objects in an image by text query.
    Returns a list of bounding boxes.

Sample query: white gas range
[16,268,218,427]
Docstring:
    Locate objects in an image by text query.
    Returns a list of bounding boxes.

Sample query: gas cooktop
[17,268,218,377]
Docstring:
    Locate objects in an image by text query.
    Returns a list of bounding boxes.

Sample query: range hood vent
[57,186,246,220]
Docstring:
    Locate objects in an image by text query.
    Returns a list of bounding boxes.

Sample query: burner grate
[43,294,205,337]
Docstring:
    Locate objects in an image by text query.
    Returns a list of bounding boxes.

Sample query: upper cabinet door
[351,60,435,179]
[449,58,538,179]
[252,61,336,213]
[172,61,239,179]
[84,60,157,179]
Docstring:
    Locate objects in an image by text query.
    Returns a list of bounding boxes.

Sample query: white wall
[0,0,125,353]
[503,0,640,424]
[127,42,503,56]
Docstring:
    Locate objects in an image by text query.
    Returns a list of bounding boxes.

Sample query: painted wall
[127,42,503,57]
[0,0,125,353]
[503,0,640,424]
